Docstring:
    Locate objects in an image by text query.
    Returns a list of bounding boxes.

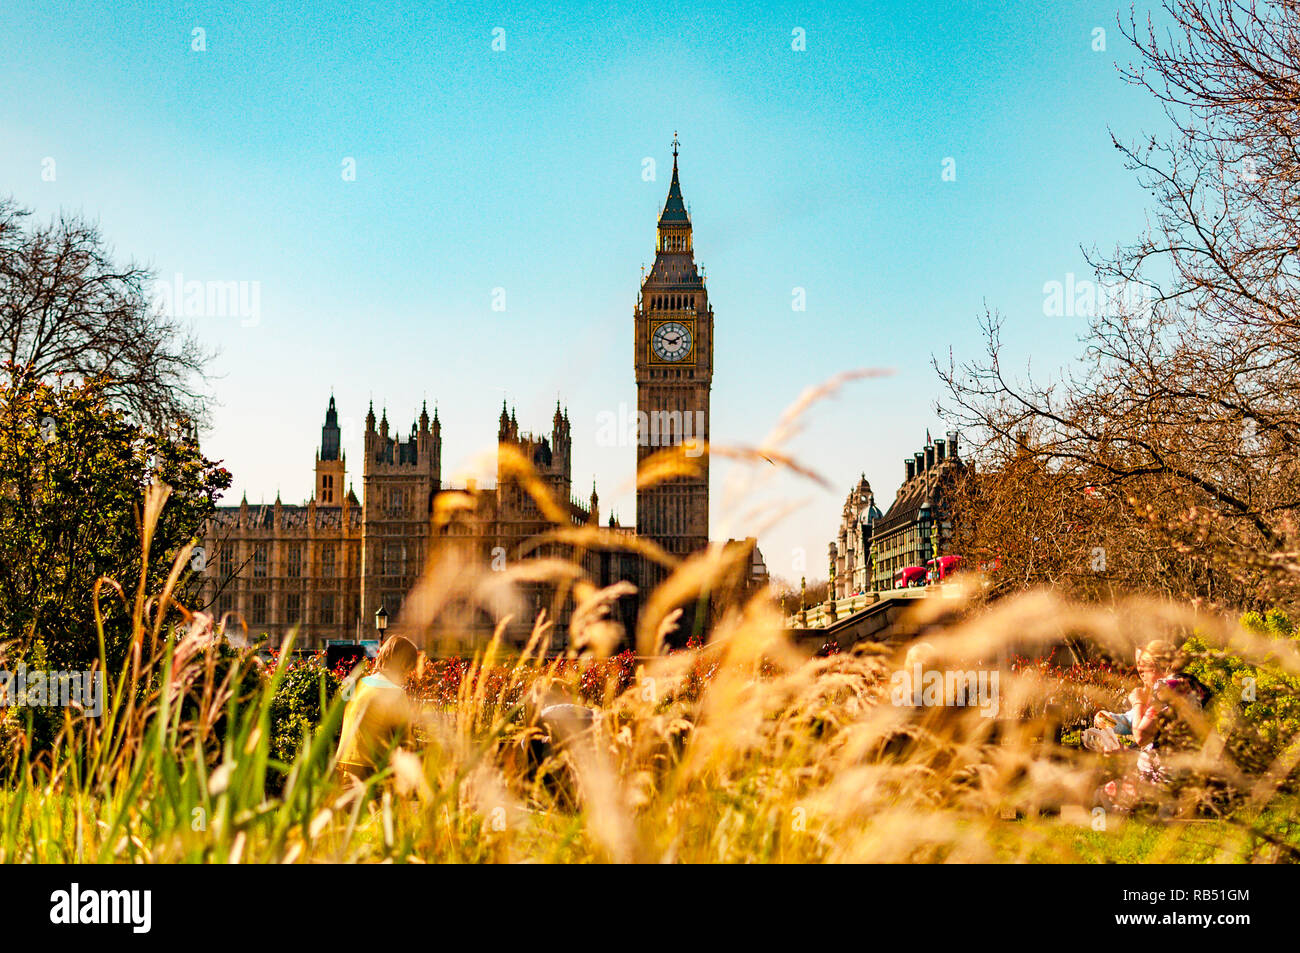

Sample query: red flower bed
[401,650,642,711]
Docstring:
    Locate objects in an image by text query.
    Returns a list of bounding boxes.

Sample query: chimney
[914,451,925,475]
[947,430,959,459]
[925,445,936,470]
[906,458,915,481]
[935,438,946,462]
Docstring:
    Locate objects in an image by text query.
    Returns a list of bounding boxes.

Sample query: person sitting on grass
[502,678,597,807]
[335,635,423,782]
[1085,640,1209,811]
[1082,639,1174,754]
[1133,645,1211,781]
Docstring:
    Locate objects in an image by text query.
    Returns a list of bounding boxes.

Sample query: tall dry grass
[0,379,1297,863]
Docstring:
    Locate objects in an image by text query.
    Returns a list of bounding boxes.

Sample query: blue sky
[0,0,1166,584]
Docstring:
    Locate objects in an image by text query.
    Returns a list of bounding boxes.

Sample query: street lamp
[374,604,389,639]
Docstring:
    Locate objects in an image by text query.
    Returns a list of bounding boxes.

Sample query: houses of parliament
[200,140,764,650]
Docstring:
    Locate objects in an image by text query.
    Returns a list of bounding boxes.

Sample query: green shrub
[267,652,342,770]
[1182,610,1300,779]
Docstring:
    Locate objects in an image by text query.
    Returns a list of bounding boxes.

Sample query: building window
[251,592,267,624]
[218,546,234,579]
[388,488,406,517]
[285,592,301,622]
[322,473,334,503]
[252,544,268,578]
[321,545,336,578]
[384,542,405,577]
[286,543,302,578]
[320,594,336,625]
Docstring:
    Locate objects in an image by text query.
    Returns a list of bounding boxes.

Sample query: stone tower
[634,135,712,571]
[495,399,574,510]
[314,395,346,504]
[361,400,441,628]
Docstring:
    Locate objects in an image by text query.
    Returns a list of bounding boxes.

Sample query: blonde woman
[1083,640,1176,754]
[335,635,422,781]
[1090,639,1209,808]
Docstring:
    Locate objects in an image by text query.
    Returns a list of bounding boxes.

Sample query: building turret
[431,404,442,477]
[315,395,346,505]
[498,399,513,443]
[321,395,341,461]
[551,402,573,489]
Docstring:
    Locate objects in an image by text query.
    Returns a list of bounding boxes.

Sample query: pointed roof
[658,133,690,226]
[321,394,341,460]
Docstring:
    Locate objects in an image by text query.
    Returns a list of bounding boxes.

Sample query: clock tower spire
[635,136,712,578]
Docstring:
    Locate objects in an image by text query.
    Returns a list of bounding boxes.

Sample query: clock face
[652,321,692,362]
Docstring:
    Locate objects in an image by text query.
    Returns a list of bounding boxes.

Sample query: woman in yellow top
[336,635,421,780]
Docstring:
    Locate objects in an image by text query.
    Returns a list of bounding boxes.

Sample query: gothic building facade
[201,141,737,651]
[202,397,364,646]
[202,396,601,650]
[828,431,963,595]
[827,475,883,599]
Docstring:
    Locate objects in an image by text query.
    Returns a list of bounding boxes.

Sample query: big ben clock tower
[635,135,712,575]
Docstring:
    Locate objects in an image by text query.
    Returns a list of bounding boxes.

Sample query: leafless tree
[0,198,209,429]
[938,1,1300,610]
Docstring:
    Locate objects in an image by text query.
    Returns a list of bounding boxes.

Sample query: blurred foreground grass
[0,453,1296,864]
